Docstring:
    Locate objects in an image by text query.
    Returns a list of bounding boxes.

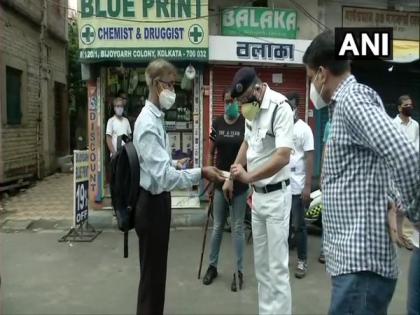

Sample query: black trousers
[135,188,171,315]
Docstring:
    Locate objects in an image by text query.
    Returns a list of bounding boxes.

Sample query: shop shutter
[211,66,307,124]
[6,66,23,125]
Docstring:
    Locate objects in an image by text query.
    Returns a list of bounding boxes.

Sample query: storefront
[341,6,420,117]
[206,34,312,173]
[78,0,209,208]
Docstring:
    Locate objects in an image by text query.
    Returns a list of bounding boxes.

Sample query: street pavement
[0,173,73,224]
[0,173,208,229]
[0,228,412,315]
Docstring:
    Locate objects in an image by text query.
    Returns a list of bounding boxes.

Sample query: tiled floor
[0,173,73,223]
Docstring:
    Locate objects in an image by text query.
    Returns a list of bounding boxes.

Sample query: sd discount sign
[78,0,209,62]
[74,150,89,226]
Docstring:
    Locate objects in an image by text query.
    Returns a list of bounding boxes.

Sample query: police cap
[230,67,257,98]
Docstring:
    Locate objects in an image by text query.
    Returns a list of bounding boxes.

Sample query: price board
[74,150,89,226]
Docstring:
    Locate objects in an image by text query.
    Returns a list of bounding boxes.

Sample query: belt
[252,179,290,194]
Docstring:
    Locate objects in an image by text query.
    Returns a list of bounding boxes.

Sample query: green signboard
[222,7,297,39]
[78,0,208,62]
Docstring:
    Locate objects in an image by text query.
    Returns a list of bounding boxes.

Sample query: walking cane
[197,191,214,279]
[229,200,240,291]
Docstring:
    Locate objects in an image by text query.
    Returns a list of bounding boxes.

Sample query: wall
[209,0,321,39]
[1,0,67,41]
[0,3,68,183]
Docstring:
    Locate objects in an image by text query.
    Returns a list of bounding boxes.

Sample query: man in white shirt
[393,95,419,152]
[287,93,314,279]
[223,67,294,315]
[106,97,132,156]
[393,94,419,250]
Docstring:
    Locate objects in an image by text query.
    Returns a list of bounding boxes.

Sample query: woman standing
[202,91,248,291]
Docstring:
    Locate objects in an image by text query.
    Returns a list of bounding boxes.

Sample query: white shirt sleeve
[274,104,294,149]
[106,118,113,136]
[414,121,419,152]
[137,125,201,191]
[303,124,315,152]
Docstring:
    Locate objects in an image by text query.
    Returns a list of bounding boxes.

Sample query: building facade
[203,0,321,175]
[318,0,420,173]
[0,0,69,187]
[77,0,209,207]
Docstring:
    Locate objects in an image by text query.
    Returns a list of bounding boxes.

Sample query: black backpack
[110,135,140,258]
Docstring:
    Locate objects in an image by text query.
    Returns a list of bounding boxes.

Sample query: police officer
[133,59,225,315]
[223,67,294,315]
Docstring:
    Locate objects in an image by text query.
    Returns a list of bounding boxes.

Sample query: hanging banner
[78,0,208,61]
[74,150,89,226]
[222,7,297,39]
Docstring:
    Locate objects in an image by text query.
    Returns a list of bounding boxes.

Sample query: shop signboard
[78,0,209,61]
[87,80,102,203]
[209,36,311,64]
[342,6,420,41]
[222,7,297,39]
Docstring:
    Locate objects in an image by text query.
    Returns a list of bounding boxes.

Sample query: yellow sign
[78,0,208,61]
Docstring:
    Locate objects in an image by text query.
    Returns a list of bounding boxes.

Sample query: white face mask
[310,72,328,110]
[114,106,124,116]
[159,89,176,110]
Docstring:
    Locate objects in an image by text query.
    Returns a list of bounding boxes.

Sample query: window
[6,66,22,125]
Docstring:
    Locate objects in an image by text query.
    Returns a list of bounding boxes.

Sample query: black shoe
[318,253,325,264]
[231,271,243,292]
[202,266,218,285]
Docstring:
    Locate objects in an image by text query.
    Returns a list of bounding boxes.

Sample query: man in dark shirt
[203,91,248,292]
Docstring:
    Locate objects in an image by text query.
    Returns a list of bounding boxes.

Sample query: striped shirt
[322,75,419,279]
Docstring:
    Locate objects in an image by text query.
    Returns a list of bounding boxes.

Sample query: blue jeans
[329,271,397,315]
[290,195,307,261]
[209,188,247,272]
[408,247,420,315]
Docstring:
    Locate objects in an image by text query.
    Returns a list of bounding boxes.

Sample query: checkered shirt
[322,75,419,279]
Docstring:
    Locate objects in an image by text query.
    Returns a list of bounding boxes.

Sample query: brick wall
[0,4,67,183]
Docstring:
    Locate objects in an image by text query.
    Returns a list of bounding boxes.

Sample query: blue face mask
[225,101,240,120]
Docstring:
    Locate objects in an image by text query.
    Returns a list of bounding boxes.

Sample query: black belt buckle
[253,179,289,194]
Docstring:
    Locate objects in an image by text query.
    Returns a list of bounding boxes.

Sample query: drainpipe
[37,0,47,179]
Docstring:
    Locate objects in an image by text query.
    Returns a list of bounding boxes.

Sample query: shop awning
[391,40,419,63]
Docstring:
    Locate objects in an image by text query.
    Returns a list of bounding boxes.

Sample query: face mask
[402,106,413,117]
[159,89,176,110]
[114,106,124,116]
[310,71,328,110]
[241,101,261,121]
[225,101,240,120]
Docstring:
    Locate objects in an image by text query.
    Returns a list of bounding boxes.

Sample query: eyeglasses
[158,79,176,89]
